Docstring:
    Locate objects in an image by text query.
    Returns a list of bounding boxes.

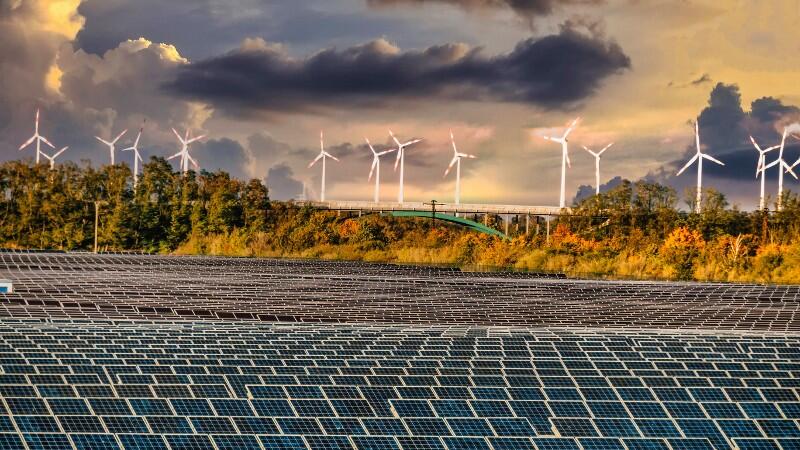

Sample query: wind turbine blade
[187,135,206,144]
[695,120,701,152]
[19,135,36,150]
[377,149,395,156]
[53,147,68,158]
[702,154,724,166]
[388,130,402,147]
[308,153,323,168]
[404,138,422,147]
[450,130,458,154]
[320,130,324,152]
[599,142,613,155]
[368,159,377,181]
[563,117,580,137]
[565,150,571,168]
[444,156,458,177]
[582,145,595,156]
[172,128,185,143]
[95,136,110,146]
[136,152,143,162]
[463,153,477,159]
[365,137,376,155]
[167,151,182,160]
[112,129,128,143]
[676,153,700,176]
[39,136,55,148]
[324,152,339,162]
[749,135,761,152]
[542,135,555,142]
[394,149,401,171]
[763,159,780,170]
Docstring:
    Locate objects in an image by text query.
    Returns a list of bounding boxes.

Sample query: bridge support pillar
[358,210,362,217]
[504,214,509,236]
[546,216,550,243]
[525,214,530,235]
[484,213,488,226]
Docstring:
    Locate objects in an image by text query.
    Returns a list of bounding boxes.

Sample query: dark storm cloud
[190,138,252,180]
[265,163,303,200]
[366,0,604,19]
[165,27,631,115]
[649,83,800,207]
[574,175,623,203]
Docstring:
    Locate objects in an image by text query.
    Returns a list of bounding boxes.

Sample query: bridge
[294,201,569,236]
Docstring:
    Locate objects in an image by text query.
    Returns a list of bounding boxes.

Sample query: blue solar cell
[164,434,215,449]
[489,418,537,437]
[405,418,452,436]
[552,418,599,437]
[623,438,671,450]
[432,400,474,417]
[703,403,744,419]
[47,398,90,415]
[252,399,295,416]
[718,420,765,438]
[118,434,168,450]
[742,403,783,419]
[759,420,800,438]
[257,435,306,450]
[90,398,133,416]
[145,416,193,434]
[352,436,400,450]
[59,415,105,432]
[588,402,629,418]
[191,417,237,434]
[470,400,514,417]
[578,438,626,450]
[211,399,255,416]
[392,400,435,417]
[129,399,172,416]
[103,416,149,434]
[320,418,367,435]
[442,436,491,450]
[396,436,445,450]
[363,418,409,436]
[0,434,27,450]
[488,437,535,450]
[277,417,324,434]
[595,418,641,438]
[305,435,353,450]
[71,434,120,450]
[15,415,61,432]
[6,398,48,415]
[211,435,261,450]
[665,439,715,450]
[532,438,582,450]
[732,439,781,450]
[24,433,72,450]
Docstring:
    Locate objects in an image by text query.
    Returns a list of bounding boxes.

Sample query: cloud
[190,137,252,179]
[165,27,630,116]
[366,0,604,20]
[265,163,303,200]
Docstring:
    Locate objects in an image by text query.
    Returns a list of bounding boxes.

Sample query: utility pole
[423,200,442,224]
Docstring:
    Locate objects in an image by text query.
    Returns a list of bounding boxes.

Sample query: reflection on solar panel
[0,251,799,449]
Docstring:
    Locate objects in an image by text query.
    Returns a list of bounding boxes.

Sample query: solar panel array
[1,252,799,332]
[1,251,799,449]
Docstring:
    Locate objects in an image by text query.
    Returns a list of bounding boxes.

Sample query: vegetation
[4,159,800,284]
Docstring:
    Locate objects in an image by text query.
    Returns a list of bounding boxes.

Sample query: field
[0,251,798,449]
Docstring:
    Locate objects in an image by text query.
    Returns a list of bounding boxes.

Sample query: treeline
[3,159,800,283]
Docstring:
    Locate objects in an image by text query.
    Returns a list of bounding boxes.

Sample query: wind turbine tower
[308,131,339,202]
[19,109,54,164]
[542,117,580,209]
[582,142,613,196]
[749,136,779,211]
[444,130,477,205]
[123,123,145,188]
[95,129,128,165]
[390,130,423,203]
[676,120,725,213]
[365,137,395,203]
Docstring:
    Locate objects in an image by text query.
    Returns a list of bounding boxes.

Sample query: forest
[3,158,800,284]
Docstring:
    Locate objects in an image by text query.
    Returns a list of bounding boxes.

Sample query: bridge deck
[296,200,567,215]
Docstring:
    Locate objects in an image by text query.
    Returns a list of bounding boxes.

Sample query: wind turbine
[542,117,580,208]
[95,129,128,165]
[365,137,395,203]
[582,142,613,196]
[122,123,145,188]
[749,136,779,211]
[308,131,339,202]
[19,109,54,164]
[676,119,724,213]
[444,130,477,205]
[389,130,423,203]
[42,147,68,170]
[761,127,798,211]
[168,128,205,174]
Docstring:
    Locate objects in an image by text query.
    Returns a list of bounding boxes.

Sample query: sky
[1,0,800,208]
